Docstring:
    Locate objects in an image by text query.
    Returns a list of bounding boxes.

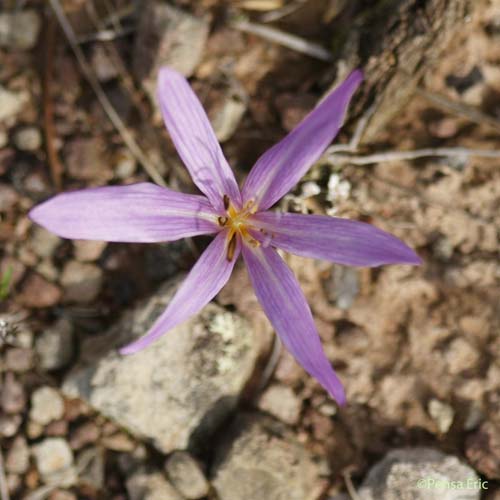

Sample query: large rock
[358,448,481,500]
[63,277,261,453]
[212,413,326,500]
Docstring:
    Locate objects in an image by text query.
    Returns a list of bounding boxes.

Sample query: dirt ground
[0,0,499,499]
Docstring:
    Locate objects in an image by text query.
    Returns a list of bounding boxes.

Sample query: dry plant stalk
[48,0,166,187]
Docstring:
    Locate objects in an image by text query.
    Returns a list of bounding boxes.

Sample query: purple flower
[29,67,420,405]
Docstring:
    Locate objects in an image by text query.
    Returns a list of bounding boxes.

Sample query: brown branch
[42,11,63,191]
[230,17,333,61]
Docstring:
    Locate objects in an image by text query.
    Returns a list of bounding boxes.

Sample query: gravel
[30,386,65,426]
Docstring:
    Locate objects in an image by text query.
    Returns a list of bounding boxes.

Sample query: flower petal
[242,70,362,210]
[250,212,421,266]
[120,230,239,354]
[242,243,345,404]
[157,67,241,210]
[29,183,219,242]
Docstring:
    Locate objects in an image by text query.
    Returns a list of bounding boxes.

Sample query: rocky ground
[0,0,499,499]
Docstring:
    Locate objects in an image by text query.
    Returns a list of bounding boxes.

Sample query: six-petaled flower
[29,67,421,405]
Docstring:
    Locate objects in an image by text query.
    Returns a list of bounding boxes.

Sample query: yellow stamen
[222,196,260,259]
[227,233,237,261]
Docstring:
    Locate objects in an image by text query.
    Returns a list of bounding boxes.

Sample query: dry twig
[325,146,500,165]
[343,470,362,500]
[82,1,165,156]
[260,0,308,22]
[231,18,333,61]
[256,335,282,394]
[42,10,64,191]
[48,0,166,187]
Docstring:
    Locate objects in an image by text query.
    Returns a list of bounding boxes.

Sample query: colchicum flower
[30,67,420,405]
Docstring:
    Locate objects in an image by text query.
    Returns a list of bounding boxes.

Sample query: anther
[227,233,237,261]
[217,216,228,227]
[223,194,230,211]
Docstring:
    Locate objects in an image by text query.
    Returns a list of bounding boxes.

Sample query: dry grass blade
[326,147,500,165]
[231,18,333,61]
[343,470,362,500]
[260,0,307,22]
[82,0,166,160]
[48,0,166,187]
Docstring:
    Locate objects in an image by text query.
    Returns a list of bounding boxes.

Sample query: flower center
[218,195,259,260]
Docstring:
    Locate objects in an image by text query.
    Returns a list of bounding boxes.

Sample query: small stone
[31,226,61,258]
[275,350,305,385]
[257,384,301,425]
[358,448,481,500]
[0,10,41,50]
[32,438,76,487]
[5,347,34,372]
[0,414,22,437]
[165,451,209,499]
[101,432,136,452]
[127,470,183,500]
[428,399,454,434]
[46,419,69,437]
[5,436,30,474]
[76,447,105,490]
[1,372,26,414]
[30,386,65,425]
[60,261,103,303]
[19,273,61,308]
[73,240,107,262]
[0,183,18,211]
[7,472,22,493]
[14,126,42,151]
[114,149,137,179]
[466,422,500,480]
[444,338,480,374]
[36,258,59,282]
[133,2,209,106]
[91,43,119,82]
[210,84,248,142]
[27,420,44,439]
[459,316,489,339]
[428,117,458,138]
[69,422,100,450]
[326,266,359,310]
[212,413,325,500]
[64,137,112,182]
[35,318,75,371]
[18,246,38,267]
[0,86,28,121]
